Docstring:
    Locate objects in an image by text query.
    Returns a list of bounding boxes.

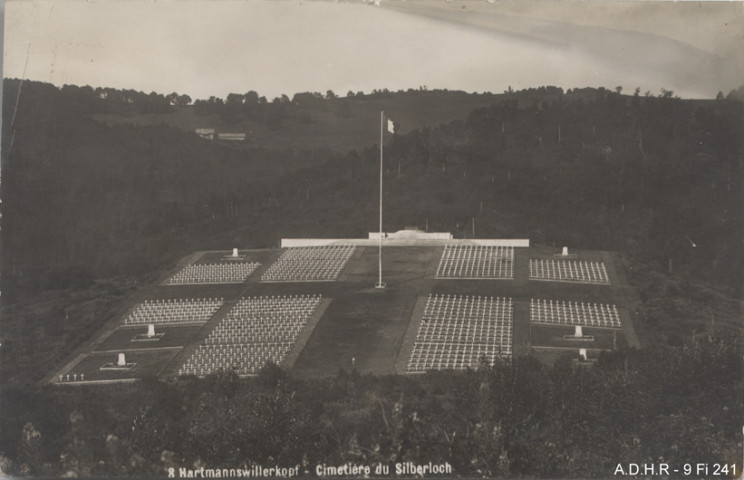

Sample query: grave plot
[260,245,355,282]
[123,298,224,325]
[57,350,178,384]
[178,294,322,376]
[94,324,203,352]
[530,324,628,350]
[167,262,261,284]
[530,298,622,328]
[529,259,609,284]
[407,294,512,373]
[435,245,514,279]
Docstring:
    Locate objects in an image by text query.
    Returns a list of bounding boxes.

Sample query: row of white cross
[407,343,511,373]
[124,298,224,325]
[409,294,514,373]
[178,295,322,376]
[168,262,261,284]
[227,295,322,319]
[417,325,513,340]
[422,294,513,322]
[205,322,305,344]
[529,259,610,284]
[436,245,514,279]
[179,343,291,376]
[530,298,621,328]
[260,246,356,282]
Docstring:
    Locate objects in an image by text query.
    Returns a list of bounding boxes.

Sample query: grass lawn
[61,350,181,382]
[530,324,627,350]
[94,325,203,352]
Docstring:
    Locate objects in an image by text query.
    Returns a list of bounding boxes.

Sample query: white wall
[281,238,530,248]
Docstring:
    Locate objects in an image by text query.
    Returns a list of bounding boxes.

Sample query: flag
[387,118,395,134]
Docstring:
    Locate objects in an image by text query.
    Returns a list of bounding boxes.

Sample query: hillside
[92,89,504,153]
[2,79,741,310]
[0,79,742,478]
[2,78,741,381]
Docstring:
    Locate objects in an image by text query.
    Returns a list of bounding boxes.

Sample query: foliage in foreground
[0,334,740,478]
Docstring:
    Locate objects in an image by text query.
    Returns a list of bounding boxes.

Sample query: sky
[3,0,743,101]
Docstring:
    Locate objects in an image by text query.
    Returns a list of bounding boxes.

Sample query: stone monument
[133,323,164,342]
[554,246,578,259]
[100,352,136,371]
[564,324,594,341]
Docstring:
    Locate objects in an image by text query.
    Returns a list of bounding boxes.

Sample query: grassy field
[194,250,275,265]
[530,324,628,350]
[62,350,181,382]
[94,325,203,352]
[292,246,439,377]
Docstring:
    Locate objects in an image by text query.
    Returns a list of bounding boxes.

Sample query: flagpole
[376,110,385,288]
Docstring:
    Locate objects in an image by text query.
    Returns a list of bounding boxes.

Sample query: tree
[243,91,260,104]
[193,99,210,116]
[223,94,244,123]
[726,84,744,101]
[242,91,260,119]
[291,92,322,106]
[226,93,244,105]
[18,422,42,475]
[177,94,192,106]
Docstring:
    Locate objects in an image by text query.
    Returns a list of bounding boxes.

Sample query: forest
[2,81,741,294]
[0,338,740,478]
[0,80,742,477]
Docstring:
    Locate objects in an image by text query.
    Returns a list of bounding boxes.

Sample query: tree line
[0,332,738,478]
[2,80,741,296]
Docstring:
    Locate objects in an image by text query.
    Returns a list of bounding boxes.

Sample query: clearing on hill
[47,231,641,386]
